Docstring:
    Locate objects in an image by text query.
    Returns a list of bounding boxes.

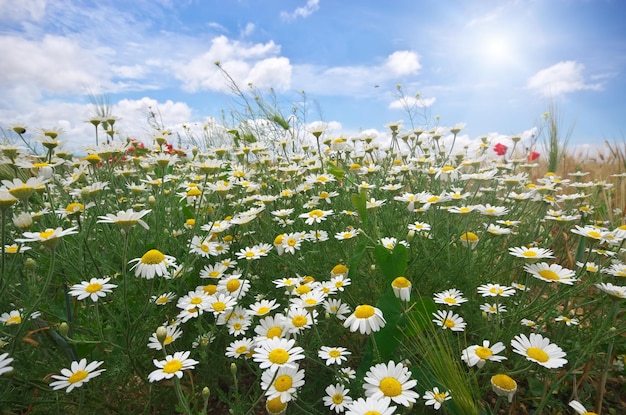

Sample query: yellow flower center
[203,285,217,295]
[191,297,203,305]
[256,306,270,315]
[444,297,457,305]
[292,315,308,327]
[461,232,478,242]
[309,209,324,218]
[274,374,293,392]
[39,229,56,239]
[268,348,289,364]
[287,238,297,247]
[235,345,248,354]
[226,279,241,292]
[6,315,21,325]
[295,285,311,295]
[162,359,183,374]
[212,301,226,312]
[68,370,89,384]
[475,346,493,360]
[379,377,402,397]
[187,188,202,197]
[491,374,516,390]
[200,244,210,252]
[332,393,344,404]
[444,318,455,328]
[526,347,549,363]
[363,412,382,415]
[329,350,341,358]
[5,246,18,254]
[538,270,560,281]
[392,276,411,288]
[266,396,287,413]
[141,249,165,265]
[490,287,504,295]
[266,327,282,338]
[434,392,448,402]
[163,335,173,345]
[523,251,537,257]
[85,283,102,293]
[354,305,375,319]
[65,203,84,214]
[587,230,601,239]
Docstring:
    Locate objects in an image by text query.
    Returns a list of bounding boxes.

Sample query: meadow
[0,98,625,414]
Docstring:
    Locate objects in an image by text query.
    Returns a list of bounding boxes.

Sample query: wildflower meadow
[0,90,625,414]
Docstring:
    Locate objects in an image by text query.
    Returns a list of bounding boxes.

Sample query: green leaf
[351,191,368,226]
[181,204,194,220]
[373,243,408,283]
[227,129,240,147]
[327,163,345,180]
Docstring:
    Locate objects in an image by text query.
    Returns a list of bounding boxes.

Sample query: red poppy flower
[493,143,507,156]
[527,151,540,162]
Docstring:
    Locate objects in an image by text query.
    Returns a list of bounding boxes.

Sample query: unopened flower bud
[58,322,70,337]
[230,362,237,376]
[156,326,168,345]
[202,386,210,400]
[24,258,37,273]
[148,195,156,206]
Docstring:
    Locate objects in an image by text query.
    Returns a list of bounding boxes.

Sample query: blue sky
[1,0,625,152]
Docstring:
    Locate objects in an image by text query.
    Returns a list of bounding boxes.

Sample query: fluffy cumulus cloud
[384,51,421,76]
[527,61,603,96]
[280,0,320,21]
[0,0,48,21]
[175,35,292,93]
[113,97,193,139]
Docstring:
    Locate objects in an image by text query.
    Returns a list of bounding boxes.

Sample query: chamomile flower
[225,338,255,359]
[480,303,507,314]
[477,283,516,297]
[260,365,305,403]
[432,310,467,331]
[299,208,333,225]
[491,374,517,403]
[323,383,353,413]
[151,292,177,305]
[335,229,360,240]
[207,293,237,317]
[461,340,507,368]
[248,299,280,317]
[254,314,288,342]
[363,360,419,406]
[68,277,117,302]
[200,263,228,279]
[524,262,577,284]
[217,276,250,298]
[0,352,13,376]
[147,325,183,350]
[346,397,396,415]
[511,333,567,368]
[508,246,554,259]
[16,226,78,250]
[128,249,177,279]
[423,387,451,410]
[253,338,305,371]
[324,299,351,320]
[555,315,579,326]
[571,225,604,240]
[595,282,626,299]
[97,209,151,231]
[433,289,468,306]
[391,276,411,301]
[148,351,199,382]
[318,346,351,366]
[287,306,317,335]
[49,359,105,392]
[343,304,386,334]
[0,310,22,326]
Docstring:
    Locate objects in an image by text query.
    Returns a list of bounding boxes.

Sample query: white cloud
[527,61,602,96]
[175,35,292,93]
[0,0,48,21]
[281,0,320,21]
[113,97,193,138]
[294,50,422,96]
[384,51,421,76]
[389,96,435,110]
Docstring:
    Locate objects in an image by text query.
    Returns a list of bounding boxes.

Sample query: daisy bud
[148,195,156,206]
[13,212,33,231]
[24,258,37,273]
[230,362,237,375]
[155,326,168,345]
[58,322,70,337]
[202,387,210,400]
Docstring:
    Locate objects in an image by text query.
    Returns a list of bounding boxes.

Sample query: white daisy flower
[511,333,567,368]
[128,249,177,279]
[423,387,451,410]
[260,365,305,403]
[253,338,305,371]
[318,346,351,366]
[0,352,14,376]
[461,340,507,368]
[432,310,467,332]
[148,351,199,382]
[363,360,419,407]
[323,383,353,413]
[343,304,386,335]
[49,359,105,392]
[433,288,468,306]
[524,262,577,284]
[346,396,396,415]
[68,277,117,302]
